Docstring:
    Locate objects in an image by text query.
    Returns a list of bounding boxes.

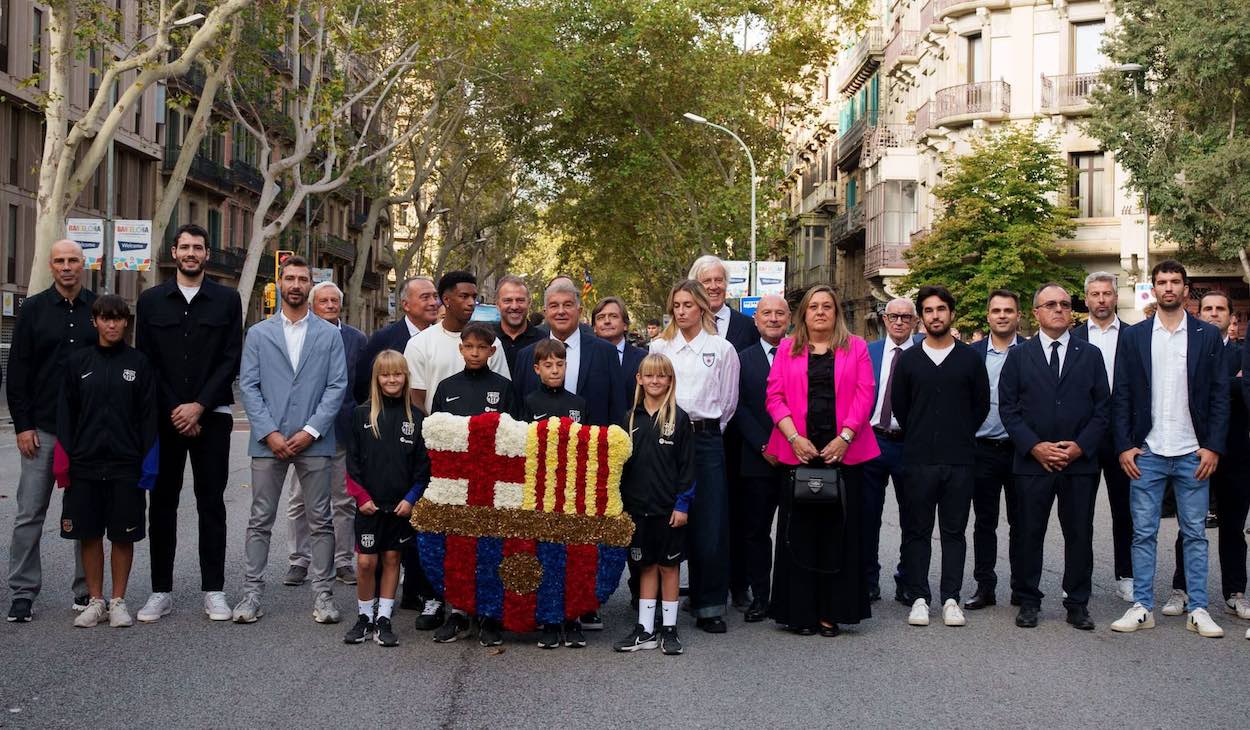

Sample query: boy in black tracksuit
[56,295,159,628]
[522,339,586,423]
[431,323,516,418]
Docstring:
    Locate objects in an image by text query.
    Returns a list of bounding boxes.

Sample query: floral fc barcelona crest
[487,391,501,405]
[702,353,716,367]
[122,369,136,382]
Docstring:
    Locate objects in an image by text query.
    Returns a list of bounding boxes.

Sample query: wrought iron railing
[884,30,921,73]
[933,80,1011,125]
[1040,72,1100,110]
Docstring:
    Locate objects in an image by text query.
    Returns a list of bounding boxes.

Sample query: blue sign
[470,304,501,322]
[739,296,761,316]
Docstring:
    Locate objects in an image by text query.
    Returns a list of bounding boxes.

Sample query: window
[1,0,10,74]
[31,7,41,75]
[8,108,18,185]
[88,48,99,106]
[1073,21,1107,74]
[805,225,827,272]
[207,208,221,249]
[229,205,238,248]
[114,0,123,36]
[6,204,17,284]
[1071,152,1109,217]
[967,33,984,83]
[134,88,142,134]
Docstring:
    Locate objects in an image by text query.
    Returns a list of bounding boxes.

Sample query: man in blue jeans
[1110,260,1228,638]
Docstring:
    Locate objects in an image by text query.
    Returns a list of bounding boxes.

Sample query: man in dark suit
[354,277,439,403]
[1071,271,1134,602]
[999,283,1109,630]
[729,294,789,622]
[591,296,647,398]
[1110,260,1229,638]
[495,275,545,374]
[688,255,760,351]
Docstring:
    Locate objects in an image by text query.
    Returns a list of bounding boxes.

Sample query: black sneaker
[374,616,399,647]
[414,599,445,631]
[343,614,373,644]
[613,623,657,652]
[433,611,471,643]
[563,620,587,648]
[478,617,503,647]
[72,594,90,612]
[399,593,423,611]
[537,623,562,649]
[580,611,604,630]
[7,598,32,623]
[659,625,683,655]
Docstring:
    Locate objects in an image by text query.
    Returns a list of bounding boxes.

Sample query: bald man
[7,240,95,622]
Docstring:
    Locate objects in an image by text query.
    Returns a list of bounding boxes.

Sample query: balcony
[920,1,943,33]
[1041,72,1100,115]
[882,30,921,76]
[348,211,368,231]
[802,180,837,213]
[865,184,917,278]
[932,80,1011,127]
[263,49,291,75]
[830,204,866,245]
[362,271,382,290]
[913,100,932,138]
[934,0,1008,20]
[862,124,914,168]
[206,247,248,276]
[796,264,832,291]
[837,117,868,170]
[319,234,356,262]
[163,153,234,192]
[836,25,885,95]
[232,161,264,193]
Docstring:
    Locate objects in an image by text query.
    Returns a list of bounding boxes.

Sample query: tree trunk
[1238,248,1250,284]
[30,0,77,294]
[346,196,388,327]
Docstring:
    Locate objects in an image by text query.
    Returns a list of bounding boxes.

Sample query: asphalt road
[0,430,1246,729]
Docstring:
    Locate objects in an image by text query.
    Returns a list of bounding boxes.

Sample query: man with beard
[355,277,440,403]
[235,256,348,624]
[133,224,243,623]
[494,275,544,374]
[891,285,990,628]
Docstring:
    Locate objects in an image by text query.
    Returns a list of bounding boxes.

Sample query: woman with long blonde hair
[648,279,740,633]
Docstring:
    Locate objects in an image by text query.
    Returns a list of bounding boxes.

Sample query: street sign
[1134,282,1155,310]
[754,261,786,295]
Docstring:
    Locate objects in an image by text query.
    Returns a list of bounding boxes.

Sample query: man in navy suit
[354,277,439,403]
[729,294,790,622]
[999,283,1109,630]
[591,296,647,397]
[1110,260,1228,638]
[688,255,760,351]
[863,298,922,603]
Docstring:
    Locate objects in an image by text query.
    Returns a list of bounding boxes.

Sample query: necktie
[1049,341,1061,380]
[877,347,901,430]
[768,346,777,366]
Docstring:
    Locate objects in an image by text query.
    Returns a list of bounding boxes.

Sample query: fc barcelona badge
[486,391,500,405]
[122,368,136,382]
[401,421,415,437]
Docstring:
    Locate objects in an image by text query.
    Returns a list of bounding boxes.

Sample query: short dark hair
[534,339,567,363]
[645,318,661,328]
[986,289,1020,309]
[1151,259,1189,286]
[279,254,309,277]
[592,297,630,326]
[92,293,132,320]
[1200,290,1232,309]
[438,270,476,299]
[173,223,209,247]
[460,322,495,346]
[916,284,956,312]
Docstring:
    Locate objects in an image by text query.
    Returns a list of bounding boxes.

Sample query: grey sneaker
[231,594,263,624]
[313,591,341,624]
[108,598,133,628]
[335,565,357,585]
[283,565,308,586]
[73,598,108,628]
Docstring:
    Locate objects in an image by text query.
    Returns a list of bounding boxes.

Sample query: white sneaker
[1161,589,1188,616]
[1115,577,1135,602]
[1111,603,1155,632]
[108,598,133,628]
[1224,593,1250,620]
[907,598,929,626]
[1187,608,1224,638]
[313,591,341,624]
[203,591,232,621]
[942,599,966,627]
[231,594,263,623]
[136,592,173,623]
[1245,627,1249,640]
[73,598,107,628]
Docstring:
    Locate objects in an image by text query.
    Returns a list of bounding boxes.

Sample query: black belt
[977,437,1013,449]
[872,426,904,441]
[690,419,721,434]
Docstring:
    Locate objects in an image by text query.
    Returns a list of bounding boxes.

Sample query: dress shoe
[894,587,914,606]
[790,626,815,636]
[1066,606,1095,631]
[744,599,768,623]
[867,585,881,602]
[696,617,727,634]
[819,623,840,637]
[1015,605,1039,628]
[963,590,996,611]
[731,591,752,611]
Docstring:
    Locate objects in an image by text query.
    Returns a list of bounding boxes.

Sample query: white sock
[358,599,373,618]
[638,599,657,634]
[378,598,395,620]
[661,601,678,627]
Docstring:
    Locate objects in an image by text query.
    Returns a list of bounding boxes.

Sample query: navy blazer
[1112,315,1230,456]
[1071,321,1126,449]
[513,333,625,427]
[724,307,761,352]
[866,333,925,416]
[355,319,418,403]
[731,341,777,477]
[335,323,368,445]
[620,342,647,404]
[999,335,1110,474]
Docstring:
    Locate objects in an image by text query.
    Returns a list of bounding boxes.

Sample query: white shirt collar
[679,328,710,353]
[987,335,1019,354]
[1152,312,1188,333]
[760,338,779,355]
[887,335,914,352]
[713,306,729,323]
[404,317,422,337]
[615,338,625,354]
[1037,329,1071,351]
[280,309,309,326]
[1089,316,1121,333]
[552,327,581,349]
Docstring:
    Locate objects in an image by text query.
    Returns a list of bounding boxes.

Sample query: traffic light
[264,283,276,312]
[275,249,295,282]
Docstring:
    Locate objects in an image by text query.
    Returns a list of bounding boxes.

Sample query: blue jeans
[1130,448,1209,610]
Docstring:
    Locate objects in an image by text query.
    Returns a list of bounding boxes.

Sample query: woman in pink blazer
[764,284,879,636]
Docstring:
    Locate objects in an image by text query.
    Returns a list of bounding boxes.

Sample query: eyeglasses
[1036,300,1073,312]
[883,313,915,323]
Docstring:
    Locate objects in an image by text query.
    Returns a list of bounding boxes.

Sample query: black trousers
[1098,448,1134,579]
[971,439,1017,593]
[860,434,908,593]
[1172,457,1250,597]
[148,412,233,593]
[741,469,780,604]
[401,544,435,602]
[726,437,748,600]
[1011,472,1097,608]
[901,464,974,604]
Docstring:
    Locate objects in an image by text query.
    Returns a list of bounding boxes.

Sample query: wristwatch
[839,429,854,444]
[786,432,799,444]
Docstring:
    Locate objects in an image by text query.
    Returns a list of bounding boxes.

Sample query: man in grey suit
[234,256,348,624]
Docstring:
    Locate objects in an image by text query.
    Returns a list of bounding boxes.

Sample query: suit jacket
[866,333,925,417]
[1071,321,1126,450]
[620,342,647,404]
[999,335,1110,474]
[355,318,418,403]
[764,336,880,466]
[240,313,348,458]
[724,306,761,352]
[513,333,625,427]
[334,322,368,445]
[1112,315,1229,456]
[732,341,778,476]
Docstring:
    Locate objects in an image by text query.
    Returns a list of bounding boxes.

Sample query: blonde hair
[658,280,717,341]
[790,284,851,357]
[629,353,678,435]
[369,350,414,438]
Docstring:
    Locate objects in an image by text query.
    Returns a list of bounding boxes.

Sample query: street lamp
[683,112,758,296]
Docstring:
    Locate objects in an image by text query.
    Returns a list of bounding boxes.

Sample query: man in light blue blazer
[233,256,348,625]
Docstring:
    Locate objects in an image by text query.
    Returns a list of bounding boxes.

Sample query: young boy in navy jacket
[522,339,586,423]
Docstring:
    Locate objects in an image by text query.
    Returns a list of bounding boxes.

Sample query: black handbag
[791,464,844,504]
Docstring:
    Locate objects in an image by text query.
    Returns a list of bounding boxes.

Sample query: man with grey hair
[354,277,439,403]
[688,255,761,351]
[1071,270,1134,602]
[285,281,367,587]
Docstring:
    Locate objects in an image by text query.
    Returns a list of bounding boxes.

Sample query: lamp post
[683,112,757,296]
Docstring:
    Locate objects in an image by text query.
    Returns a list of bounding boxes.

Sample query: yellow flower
[522,420,539,511]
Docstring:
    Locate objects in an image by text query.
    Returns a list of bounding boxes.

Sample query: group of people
[5,225,1249,649]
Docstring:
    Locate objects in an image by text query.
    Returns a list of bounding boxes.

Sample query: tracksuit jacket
[431,367,516,417]
[522,385,586,422]
[618,404,696,517]
[346,397,431,510]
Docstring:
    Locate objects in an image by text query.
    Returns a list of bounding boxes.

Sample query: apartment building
[782,0,1245,338]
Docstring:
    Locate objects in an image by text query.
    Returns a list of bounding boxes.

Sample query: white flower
[493,482,525,510]
[422,412,469,452]
[494,413,530,457]
[424,477,469,506]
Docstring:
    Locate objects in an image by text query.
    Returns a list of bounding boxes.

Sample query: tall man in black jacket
[999,283,1109,631]
[892,285,990,629]
[134,224,243,623]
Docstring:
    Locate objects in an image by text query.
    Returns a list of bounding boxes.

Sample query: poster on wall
[312,267,334,284]
[724,260,750,299]
[754,261,786,295]
[66,219,105,270]
[1134,282,1156,310]
[113,220,152,271]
